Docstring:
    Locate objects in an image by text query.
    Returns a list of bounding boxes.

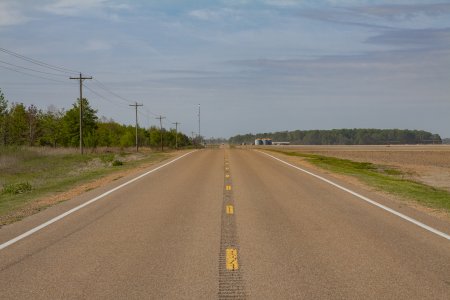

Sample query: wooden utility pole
[172,122,180,149]
[198,104,201,145]
[129,102,143,152]
[156,115,166,151]
[70,73,92,154]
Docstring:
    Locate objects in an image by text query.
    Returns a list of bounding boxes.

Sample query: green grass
[2,182,33,195]
[0,147,172,220]
[268,149,450,213]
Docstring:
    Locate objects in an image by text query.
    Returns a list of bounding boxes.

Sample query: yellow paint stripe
[226,205,234,215]
[226,248,239,270]
[226,185,232,191]
[225,167,229,171]
[225,174,230,178]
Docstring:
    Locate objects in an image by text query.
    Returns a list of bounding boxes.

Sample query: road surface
[1,148,449,299]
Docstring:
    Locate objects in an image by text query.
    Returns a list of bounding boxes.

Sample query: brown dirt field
[270,145,450,192]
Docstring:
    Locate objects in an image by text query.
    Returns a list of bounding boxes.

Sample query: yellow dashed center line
[225,174,230,178]
[226,205,234,215]
[226,185,232,191]
[226,248,239,270]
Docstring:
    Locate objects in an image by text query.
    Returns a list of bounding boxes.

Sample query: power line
[0,48,179,133]
[143,107,159,117]
[91,79,134,105]
[91,79,163,117]
[0,64,72,84]
[83,84,128,109]
[0,47,80,75]
[0,60,68,77]
[137,110,154,127]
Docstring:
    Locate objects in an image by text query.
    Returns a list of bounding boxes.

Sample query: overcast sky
[1,0,449,138]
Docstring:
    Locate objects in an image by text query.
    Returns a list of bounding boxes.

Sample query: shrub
[100,153,115,164]
[112,160,123,166]
[2,182,32,194]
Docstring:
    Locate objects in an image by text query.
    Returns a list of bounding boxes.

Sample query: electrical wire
[91,79,161,117]
[0,47,179,127]
[83,83,130,109]
[0,47,80,75]
[91,79,134,105]
[0,64,73,84]
[0,59,68,77]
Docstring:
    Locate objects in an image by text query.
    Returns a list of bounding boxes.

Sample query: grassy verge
[267,149,450,213]
[0,147,174,221]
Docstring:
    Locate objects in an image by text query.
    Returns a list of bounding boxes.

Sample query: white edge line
[0,150,197,251]
[257,150,450,241]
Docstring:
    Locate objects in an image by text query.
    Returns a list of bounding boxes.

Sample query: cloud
[83,40,112,51]
[296,8,395,30]
[41,0,131,17]
[366,27,450,48]
[351,3,450,20]
[226,47,450,81]
[0,2,30,27]
[42,0,106,15]
[295,3,450,30]
[188,8,241,21]
[264,0,302,7]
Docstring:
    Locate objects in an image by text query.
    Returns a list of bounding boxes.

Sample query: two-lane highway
[1,148,449,299]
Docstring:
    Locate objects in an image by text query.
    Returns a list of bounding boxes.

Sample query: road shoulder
[256,148,450,234]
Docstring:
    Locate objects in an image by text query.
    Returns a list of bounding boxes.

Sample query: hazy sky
[1,0,449,138]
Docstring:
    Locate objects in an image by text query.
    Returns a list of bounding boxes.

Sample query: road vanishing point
[1,148,449,299]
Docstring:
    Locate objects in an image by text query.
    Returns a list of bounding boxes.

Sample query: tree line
[229,129,442,145]
[0,89,191,149]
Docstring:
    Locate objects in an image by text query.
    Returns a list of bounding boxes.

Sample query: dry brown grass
[0,146,174,226]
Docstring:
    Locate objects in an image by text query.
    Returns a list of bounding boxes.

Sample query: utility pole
[129,102,143,152]
[191,131,196,146]
[70,73,92,155]
[156,115,166,151]
[198,104,201,145]
[172,122,180,149]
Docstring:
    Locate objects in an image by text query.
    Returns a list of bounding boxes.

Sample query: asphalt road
[1,148,449,299]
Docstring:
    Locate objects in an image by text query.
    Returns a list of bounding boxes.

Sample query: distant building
[262,138,272,145]
[254,138,263,145]
[255,138,272,145]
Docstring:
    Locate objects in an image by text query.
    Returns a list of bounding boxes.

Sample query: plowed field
[272,145,450,192]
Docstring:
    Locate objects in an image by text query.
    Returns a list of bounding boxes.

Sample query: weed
[112,160,123,166]
[100,153,115,164]
[3,182,32,195]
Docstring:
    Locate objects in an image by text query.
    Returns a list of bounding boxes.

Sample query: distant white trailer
[272,142,290,145]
